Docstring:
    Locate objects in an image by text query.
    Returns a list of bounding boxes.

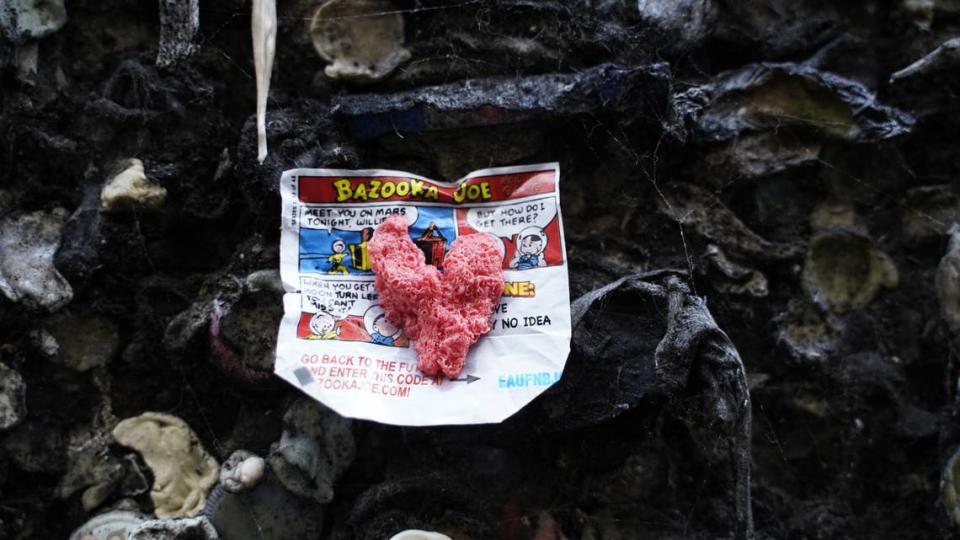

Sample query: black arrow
[451,374,480,384]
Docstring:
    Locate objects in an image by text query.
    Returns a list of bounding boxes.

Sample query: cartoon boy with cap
[510,226,547,270]
[326,239,349,274]
[364,305,402,346]
[308,310,339,340]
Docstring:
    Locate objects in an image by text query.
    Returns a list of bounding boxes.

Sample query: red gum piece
[369,215,504,378]
[369,216,439,340]
[417,232,504,377]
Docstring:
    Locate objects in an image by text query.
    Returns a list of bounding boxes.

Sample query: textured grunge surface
[3,1,960,539]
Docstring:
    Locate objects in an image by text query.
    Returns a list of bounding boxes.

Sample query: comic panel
[295,277,410,347]
[299,205,458,275]
[455,196,564,271]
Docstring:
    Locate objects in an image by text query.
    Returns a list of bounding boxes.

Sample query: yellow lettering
[336,178,447,202]
[381,181,396,198]
[410,179,424,197]
[453,183,466,203]
[334,179,353,202]
[502,281,536,297]
[454,182,492,202]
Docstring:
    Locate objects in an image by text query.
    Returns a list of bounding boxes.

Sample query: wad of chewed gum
[369,215,504,379]
[275,163,572,426]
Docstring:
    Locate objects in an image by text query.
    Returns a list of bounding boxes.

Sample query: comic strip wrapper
[276,163,571,426]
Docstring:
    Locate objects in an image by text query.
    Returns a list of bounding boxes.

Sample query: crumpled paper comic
[276,163,570,425]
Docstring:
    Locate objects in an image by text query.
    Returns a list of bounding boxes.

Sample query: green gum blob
[802,231,898,313]
[745,75,856,139]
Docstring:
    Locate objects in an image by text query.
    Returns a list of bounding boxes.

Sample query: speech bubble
[299,277,378,318]
[300,205,418,232]
[466,197,556,238]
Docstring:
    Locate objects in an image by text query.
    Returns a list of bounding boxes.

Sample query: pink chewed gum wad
[368,215,504,378]
[368,216,439,341]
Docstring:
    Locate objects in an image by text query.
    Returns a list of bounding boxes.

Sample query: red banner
[298,170,556,204]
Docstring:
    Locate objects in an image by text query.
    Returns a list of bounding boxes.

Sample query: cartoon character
[308,311,339,340]
[363,305,402,346]
[414,222,447,269]
[510,226,548,270]
[326,239,349,274]
[349,227,374,271]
